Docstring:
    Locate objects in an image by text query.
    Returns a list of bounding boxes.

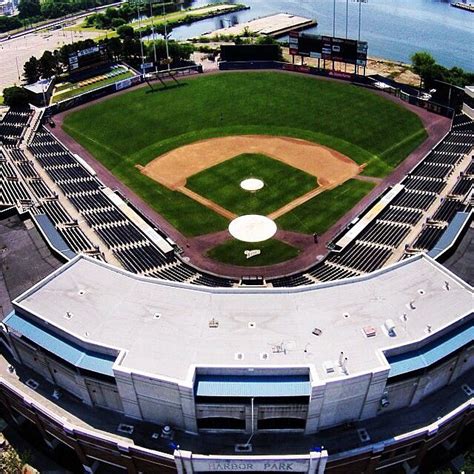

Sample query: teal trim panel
[4,312,116,377]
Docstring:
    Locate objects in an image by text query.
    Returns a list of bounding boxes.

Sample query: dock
[201,13,316,39]
[451,2,474,12]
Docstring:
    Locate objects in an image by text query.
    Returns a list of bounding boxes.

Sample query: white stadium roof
[14,254,473,384]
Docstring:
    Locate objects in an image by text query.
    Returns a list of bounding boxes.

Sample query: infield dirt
[139,135,361,189]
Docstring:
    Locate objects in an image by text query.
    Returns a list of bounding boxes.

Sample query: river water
[167,0,473,70]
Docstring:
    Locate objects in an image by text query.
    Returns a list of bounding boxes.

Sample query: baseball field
[62,71,427,266]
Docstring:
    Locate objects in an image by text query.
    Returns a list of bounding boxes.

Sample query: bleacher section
[25,128,233,287]
[270,112,473,287]
[0,108,33,146]
[1,103,472,289]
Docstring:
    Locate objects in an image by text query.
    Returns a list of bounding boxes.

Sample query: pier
[201,13,316,39]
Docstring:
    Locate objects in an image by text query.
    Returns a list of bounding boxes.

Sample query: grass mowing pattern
[63,72,426,236]
[276,180,375,235]
[207,238,300,267]
[186,153,317,216]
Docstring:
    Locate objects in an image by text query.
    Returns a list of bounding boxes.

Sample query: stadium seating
[26,127,234,287]
[0,108,33,146]
[1,103,472,290]
[270,112,473,287]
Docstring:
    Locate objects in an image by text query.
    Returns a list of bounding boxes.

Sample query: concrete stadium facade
[1,252,472,472]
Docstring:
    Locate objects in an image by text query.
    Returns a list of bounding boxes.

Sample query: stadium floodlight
[352,0,368,41]
[135,2,145,70]
[160,0,171,71]
[149,0,158,72]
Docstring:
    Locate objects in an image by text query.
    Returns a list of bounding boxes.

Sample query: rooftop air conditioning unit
[384,319,396,337]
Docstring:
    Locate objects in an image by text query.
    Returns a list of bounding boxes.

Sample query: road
[0,27,102,91]
[0,2,126,91]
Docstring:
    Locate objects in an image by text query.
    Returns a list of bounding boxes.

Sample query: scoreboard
[289,31,368,66]
[220,44,281,62]
[68,45,108,73]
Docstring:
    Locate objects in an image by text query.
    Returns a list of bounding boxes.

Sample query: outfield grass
[207,238,300,267]
[63,72,426,236]
[276,179,375,234]
[186,153,317,216]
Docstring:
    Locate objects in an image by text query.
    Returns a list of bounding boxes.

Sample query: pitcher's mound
[229,215,277,243]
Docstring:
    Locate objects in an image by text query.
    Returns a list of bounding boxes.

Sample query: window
[257,418,306,430]
[197,417,245,430]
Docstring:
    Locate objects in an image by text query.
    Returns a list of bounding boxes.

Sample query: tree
[111,18,126,29]
[117,24,135,40]
[0,15,22,33]
[18,0,41,19]
[104,36,123,60]
[23,56,40,84]
[3,86,30,108]
[411,51,436,88]
[39,50,58,79]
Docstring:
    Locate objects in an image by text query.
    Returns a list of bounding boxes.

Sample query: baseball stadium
[1,59,473,473]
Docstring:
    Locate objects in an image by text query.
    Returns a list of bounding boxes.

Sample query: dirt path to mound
[139,135,361,190]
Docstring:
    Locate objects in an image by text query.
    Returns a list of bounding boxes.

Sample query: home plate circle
[240,178,264,192]
[228,215,277,243]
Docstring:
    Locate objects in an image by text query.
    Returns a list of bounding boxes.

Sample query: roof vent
[343,312,350,319]
[235,352,244,360]
[64,312,73,319]
[153,312,161,320]
[248,322,256,329]
[362,326,376,338]
[312,328,322,336]
[260,352,269,360]
[444,281,451,291]
[78,289,86,296]
[208,318,219,328]
[417,289,425,296]
[408,301,416,310]
[323,361,335,374]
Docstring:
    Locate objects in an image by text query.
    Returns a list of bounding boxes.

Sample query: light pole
[345,0,349,38]
[15,56,20,83]
[136,1,145,70]
[333,0,336,37]
[357,0,368,42]
[149,0,158,72]
[161,0,171,71]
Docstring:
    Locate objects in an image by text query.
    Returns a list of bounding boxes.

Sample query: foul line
[177,187,236,220]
